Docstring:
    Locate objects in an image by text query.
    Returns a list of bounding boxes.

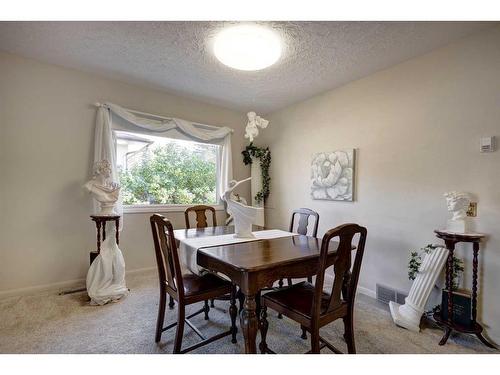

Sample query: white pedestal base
[99,202,117,215]
[390,246,449,332]
[389,301,422,332]
[250,157,265,227]
[447,219,468,233]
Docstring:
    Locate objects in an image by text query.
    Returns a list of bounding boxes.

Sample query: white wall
[260,26,500,343]
[0,52,249,294]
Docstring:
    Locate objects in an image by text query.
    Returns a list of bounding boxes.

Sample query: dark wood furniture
[259,223,367,354]
[281,208,320,287]
[184,205,220,309]
[90,215,120,264]
[150,214,237,354]
[433,230,496,349]
[184,205,217,229]
[173,225,346,354]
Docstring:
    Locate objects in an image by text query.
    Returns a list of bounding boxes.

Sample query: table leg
[240,293,258,354]
[471,242,479,323]
[445,241,455,324]
[439,327,452,346]
[476,332,497,349]
[96,221,102,253]
[115,218,120,244]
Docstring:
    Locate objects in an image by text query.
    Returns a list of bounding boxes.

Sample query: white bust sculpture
[84,160,120,216]
[444,191,470,233]
[244,111,269,143]
[224,177,263,238]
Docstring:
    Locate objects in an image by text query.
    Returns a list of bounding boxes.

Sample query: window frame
[115,130,223,214]
[123,203,225,214]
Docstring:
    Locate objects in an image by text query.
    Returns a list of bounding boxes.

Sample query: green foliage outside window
[119,142,217,205]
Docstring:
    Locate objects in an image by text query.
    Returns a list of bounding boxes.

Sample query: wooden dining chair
[259,223,367,354]
[184,205,217,229]
[279,208,320,288]
[183,205,222,308]
[150,214,237,353]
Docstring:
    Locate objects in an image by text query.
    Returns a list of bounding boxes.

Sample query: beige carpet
[0,271,496,354]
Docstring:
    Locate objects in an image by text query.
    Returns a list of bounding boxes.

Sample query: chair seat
[182,272,232,298]
[262,281,333,319]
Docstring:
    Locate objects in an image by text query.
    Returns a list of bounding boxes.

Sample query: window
[115,130,220,209]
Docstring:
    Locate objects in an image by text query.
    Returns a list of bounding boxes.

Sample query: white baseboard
[0,277,86,300]
[357,285,376,299]
[323,272,376,299]
[0,266,157,300]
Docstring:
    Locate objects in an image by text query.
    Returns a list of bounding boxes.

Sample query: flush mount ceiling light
[213,25,282,71]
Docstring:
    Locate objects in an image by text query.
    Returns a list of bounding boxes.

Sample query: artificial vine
[242,142,271,203]
[408,244,464,290]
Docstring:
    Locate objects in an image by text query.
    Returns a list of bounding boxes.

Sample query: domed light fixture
[213,24,282,71]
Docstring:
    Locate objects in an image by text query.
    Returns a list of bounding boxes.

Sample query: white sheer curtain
[92,102,234,223]
[88,102,234,305]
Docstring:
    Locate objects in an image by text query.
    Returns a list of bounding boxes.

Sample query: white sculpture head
[84,159,121,215]
[247,111,256,122]
[444,191,470,221]
[244,111,269,143]
[93,160,113,182]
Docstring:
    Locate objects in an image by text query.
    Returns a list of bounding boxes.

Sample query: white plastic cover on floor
[86,228,129,305]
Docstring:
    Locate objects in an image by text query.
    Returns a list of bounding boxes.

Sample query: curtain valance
[92,102,234,223]
[103,102,234,141]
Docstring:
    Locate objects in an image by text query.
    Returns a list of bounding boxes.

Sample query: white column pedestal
[389,246,449,332]
[250,157,265,227]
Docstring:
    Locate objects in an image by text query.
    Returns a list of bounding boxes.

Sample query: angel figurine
[244,111,269,143]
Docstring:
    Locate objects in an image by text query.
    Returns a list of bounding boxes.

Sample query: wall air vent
[376,283,407,305]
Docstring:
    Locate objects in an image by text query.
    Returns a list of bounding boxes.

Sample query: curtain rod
[94,102,225,131]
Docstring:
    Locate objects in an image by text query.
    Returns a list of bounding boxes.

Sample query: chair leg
[155,292,167,343]
[210,299,215,308]
[310,326,320,354]
[173,304,185,353]
[287,278,293,286]
[229,287,238,344]
[343,313,356,354]
[204,300,210,320]
[277,280,284,319]
[259,306,269,354]
[307,276,313,283]
[237,288,244,312]
[301,325,308,340]
[168,295,175,310]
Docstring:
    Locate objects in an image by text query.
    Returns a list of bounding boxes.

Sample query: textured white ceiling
[0,21,494,113]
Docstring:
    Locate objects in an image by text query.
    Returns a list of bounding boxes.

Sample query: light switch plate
[467,202,477,217]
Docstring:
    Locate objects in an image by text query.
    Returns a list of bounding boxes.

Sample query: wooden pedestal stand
[433,230,496,349]
[59,215,120,295]
[89,215,120,264]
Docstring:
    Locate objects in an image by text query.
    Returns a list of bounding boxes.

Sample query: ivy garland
[408,244,464,290]
[241,142,271,203]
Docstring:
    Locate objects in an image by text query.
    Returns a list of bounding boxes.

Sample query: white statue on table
[223,177,263,238]
[84,160,120,216]
[444,191,470,233]
[244,111,269,143]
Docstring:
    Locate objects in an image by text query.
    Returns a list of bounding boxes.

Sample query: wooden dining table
[173,225,336,354]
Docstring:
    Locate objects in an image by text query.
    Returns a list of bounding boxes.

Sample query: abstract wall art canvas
[311,149,355,201]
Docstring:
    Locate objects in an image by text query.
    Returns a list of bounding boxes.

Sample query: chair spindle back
[150,214,184,299]
[289,208,319,237]
[313,223,367,317]
[184,205,217,229]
